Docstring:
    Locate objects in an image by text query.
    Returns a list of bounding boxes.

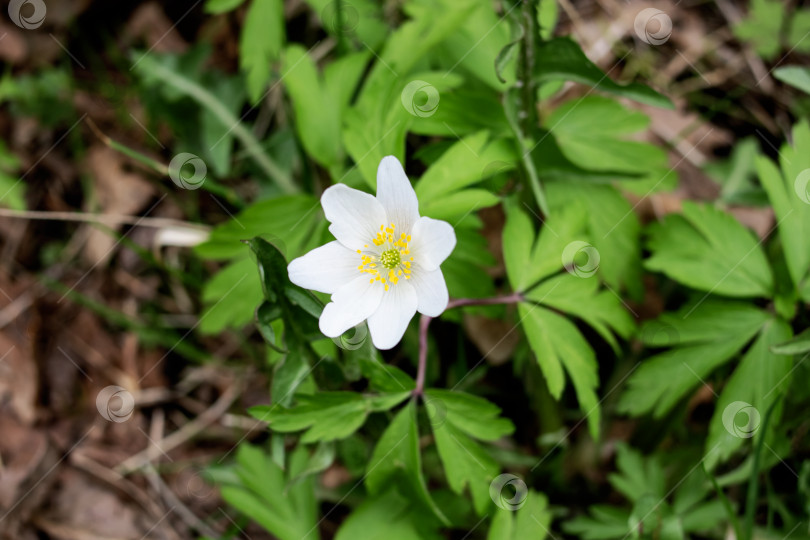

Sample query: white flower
[288,156,456,350]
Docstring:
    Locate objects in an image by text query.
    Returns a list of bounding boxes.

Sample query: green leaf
[518,304,601,439]
[199,257,261,334]
[335,487,443,540]
[365,401,450,525]
[547,183,643,297]
[220,444,318,540]
[359,356,416,393]
[200,75,244,176]
[424,389,514,441]
[195,194,319,260]
[533,37,672,108]
[420,189,500,221]
[270,346,310,406]
[514,491,552,538]
[488,491,553,539]
[204,0,246,14]
[733,0,784,59]
[563,505,631,539]
[432,420,499,515]
[240,0,284,104]
[705,318,793,469]
[251,391,409,443]
[502,201,588,292]
[132,52,295,192]
[704,138,762,206]
[414,133,515,201]
[756,121,810,300]
[774,66,810,95]
[323,51,371,112]
[645,202,774,298]
[408,85,510,138]
[771,328,810,355]
[289,441,335,486]
[543,97,671,194]
[256,302,284,352]
[607,443,665,503]
[282,45,342,169]
[502,202,535,292]
[620,300,770,417]
[434,0,516,88]
[525,272,635,352]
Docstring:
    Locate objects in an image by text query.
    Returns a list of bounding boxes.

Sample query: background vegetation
[0,0,808,538]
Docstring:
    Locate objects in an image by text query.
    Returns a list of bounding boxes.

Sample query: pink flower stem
[413,292,524,396]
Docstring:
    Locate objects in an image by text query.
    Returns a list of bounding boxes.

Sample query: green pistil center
[380,249,401,269]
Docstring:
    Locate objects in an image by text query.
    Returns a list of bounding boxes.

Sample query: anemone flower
[288,156,456,349]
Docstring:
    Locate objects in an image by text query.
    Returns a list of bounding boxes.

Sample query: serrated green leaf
[563,505,630,539]
[432,420,498,514]
[518,304,600,439]
[502,201,588,292]
[608,443,665,503]
[533,37,672,108]
[220,444,318,540]
[251,391,409,443]
[645,202,773,298]
[424,389,514,441]
[365,401,449,525]
[335,487,443,540]
[195,194,318,260]
[705,318,793,469]
[620,301,770,417]
[733,0,784,59]
[486,490,553,539]
[547,183,643,296]
[757,121,810,300]
[525,272,635,352]
[415,131,515,201]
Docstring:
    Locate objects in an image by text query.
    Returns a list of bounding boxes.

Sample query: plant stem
[413,293,525,396]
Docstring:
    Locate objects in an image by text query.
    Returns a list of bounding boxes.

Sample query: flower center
[356,222,414,291]
[380,249,401,269]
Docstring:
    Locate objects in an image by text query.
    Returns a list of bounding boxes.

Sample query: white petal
[410,266,448,317]
[376,156,420,234]
[322,184,387,250]
[319,275,384,337]
[367,282,418,350]
[287,241,359,294]
[409,216,457,271]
